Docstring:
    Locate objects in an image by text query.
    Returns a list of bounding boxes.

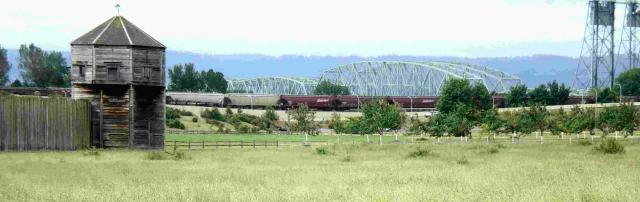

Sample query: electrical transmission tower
[575,0,616,89]
[618,1,640,71]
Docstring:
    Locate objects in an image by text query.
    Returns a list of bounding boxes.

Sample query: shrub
[593,139,625,154]
[166,108,181,120]
[315,147,331,155]
[192,117,198,122]
[408,147,435,158]
[179,110,193,116]
[456,156,470,165]
[166,119,185,129]
[416,137,429,142]
[238,125,250,133]
[201,108,225,122]
[146,152,167,160]
[486,147,499,154]
[578,140,592,146]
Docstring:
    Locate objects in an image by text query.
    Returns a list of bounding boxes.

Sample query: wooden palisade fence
[0,95,92,151]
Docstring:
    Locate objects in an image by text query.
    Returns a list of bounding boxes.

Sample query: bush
[315,147,331,155]
[192,117,198,122]
[146,152,167,160]
[408,147,436,158]
[593,139,625,154]
[456,156,470,165]
[238,125,250,133]
[578,140,592,146]
[166,119,185,129]
[416,137,429,142]
[166,108,181,120]
[201,108,225,122]
[486,147,499,154]
[179,110,193,116]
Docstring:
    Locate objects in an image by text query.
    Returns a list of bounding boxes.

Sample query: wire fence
[164,134,640,150]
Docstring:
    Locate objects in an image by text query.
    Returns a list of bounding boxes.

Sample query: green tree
[0,45,10,86]
[407,115,426,137]
[546,108,567,138]
[506,84,528,107]
[200,69,227,93]
[547,81,570,105]
[287,104,317,144]
[618,103,639,137]
[597,107,617,137]
[168,63,201,92]
[594,88,618,103]
[583,108,597,138]
[470,83,491,110]
[616,68,640,96]
[328,112,346,143]
[259,106,279,133]
[10,79,22,87]
[425,114,447,140]
[361,100,405,145]
[481,108,503,139]
[18,44,70,87]
[314,80,350,95]
[515,108,535,139]
[527,104,549,139]
[565,106,586,141]
[436,79,489,113]
[528,84,549,105]
[442,104,475,139]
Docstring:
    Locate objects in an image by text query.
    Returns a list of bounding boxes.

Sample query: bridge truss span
[319,61,522,96]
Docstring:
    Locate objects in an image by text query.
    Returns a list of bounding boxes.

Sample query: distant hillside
[5,49,579,87]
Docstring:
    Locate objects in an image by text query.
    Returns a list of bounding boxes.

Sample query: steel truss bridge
[227,77,318,95]
[227,61,522,96]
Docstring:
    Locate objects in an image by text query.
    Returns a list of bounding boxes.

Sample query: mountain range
[5,49,580,87]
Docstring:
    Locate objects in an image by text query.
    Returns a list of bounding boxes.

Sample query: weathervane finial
[115,4,121,16]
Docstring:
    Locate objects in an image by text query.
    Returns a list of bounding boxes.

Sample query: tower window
[78,65,85,78]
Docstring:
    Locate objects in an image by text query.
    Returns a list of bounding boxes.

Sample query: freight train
[165,92,637,111]
[2,88,635,111]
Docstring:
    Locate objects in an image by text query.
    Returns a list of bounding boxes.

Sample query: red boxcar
[336,96,389,110]
[279,95,340,110]
[388,96,439,109]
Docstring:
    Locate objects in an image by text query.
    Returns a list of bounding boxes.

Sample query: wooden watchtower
[70,15,165,149]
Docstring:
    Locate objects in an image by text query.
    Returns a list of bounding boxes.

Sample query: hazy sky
[0,0,594,57]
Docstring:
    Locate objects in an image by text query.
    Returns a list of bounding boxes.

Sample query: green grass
[0,143,639,201]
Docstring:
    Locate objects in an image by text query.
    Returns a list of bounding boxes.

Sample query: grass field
[1,142,639,201]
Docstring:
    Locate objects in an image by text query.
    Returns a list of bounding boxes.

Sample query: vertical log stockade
[0,95,92,151]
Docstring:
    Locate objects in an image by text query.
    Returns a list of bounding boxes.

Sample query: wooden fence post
[253,140,256,148]
[188,140,191,150]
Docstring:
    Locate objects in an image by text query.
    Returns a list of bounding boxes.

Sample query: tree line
[313,77,640,142]
[0,44,70,87]
[167,63,228,93]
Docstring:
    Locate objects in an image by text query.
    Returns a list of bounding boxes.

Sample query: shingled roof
[71,16,165,48]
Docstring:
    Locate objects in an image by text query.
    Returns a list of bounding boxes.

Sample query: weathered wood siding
[71,45,94,82]
[94,46,132,84]
[133,86,165,149]
[0,95,91,151]
[72,84,130,148]
[132,48,165,86]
